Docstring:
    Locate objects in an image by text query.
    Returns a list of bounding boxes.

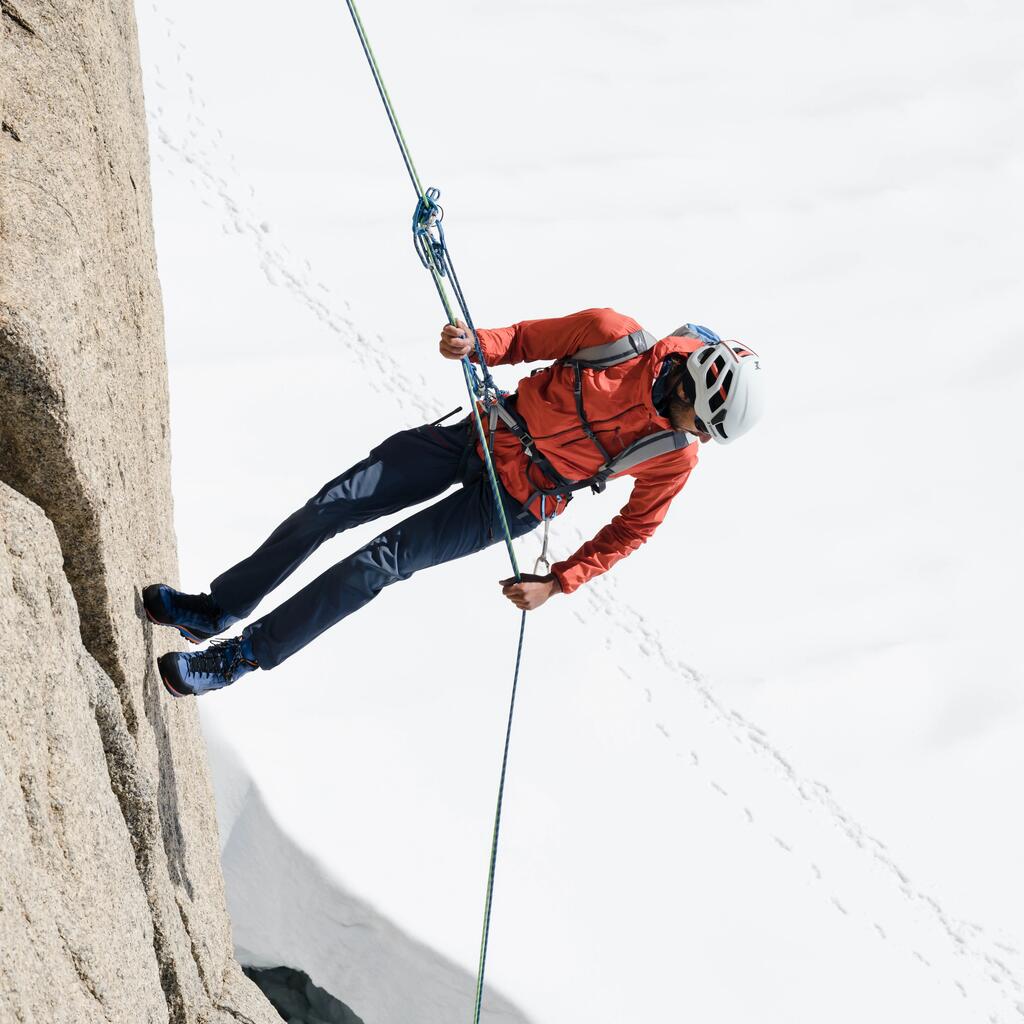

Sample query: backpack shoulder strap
[567,328,660,370]
[593,429,691,487]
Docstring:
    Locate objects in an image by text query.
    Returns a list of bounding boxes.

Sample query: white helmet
[685,340,764,444]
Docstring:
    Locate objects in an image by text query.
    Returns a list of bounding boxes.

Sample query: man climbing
[145,307,764,697]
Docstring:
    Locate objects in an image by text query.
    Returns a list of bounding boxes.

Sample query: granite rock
[0,1,278,1021]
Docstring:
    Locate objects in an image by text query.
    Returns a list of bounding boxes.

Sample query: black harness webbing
[488,328,692,514]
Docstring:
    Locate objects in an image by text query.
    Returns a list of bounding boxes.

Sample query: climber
[144,307,764,697]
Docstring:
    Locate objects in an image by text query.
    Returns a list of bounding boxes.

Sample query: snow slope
[205,726,530,1023]
[138,1,1024,1021]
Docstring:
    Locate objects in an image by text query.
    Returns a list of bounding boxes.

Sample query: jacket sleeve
[473,308,642,366]
[550,451,695,594]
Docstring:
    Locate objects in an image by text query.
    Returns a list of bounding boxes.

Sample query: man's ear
[671,378,693,407]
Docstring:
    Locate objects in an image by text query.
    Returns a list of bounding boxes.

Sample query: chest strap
[488,400,690,514]
[564,328,660,466]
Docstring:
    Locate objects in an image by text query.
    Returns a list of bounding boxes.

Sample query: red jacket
[473,308,702,594]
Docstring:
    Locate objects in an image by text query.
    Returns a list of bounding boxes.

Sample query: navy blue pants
[208,419,538,669]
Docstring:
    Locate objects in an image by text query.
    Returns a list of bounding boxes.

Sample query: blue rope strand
[459,359,522,579]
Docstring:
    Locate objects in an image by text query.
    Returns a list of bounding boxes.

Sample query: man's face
[673,382,712,443]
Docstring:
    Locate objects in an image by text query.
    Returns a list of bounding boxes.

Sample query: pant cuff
[243,622,275,672]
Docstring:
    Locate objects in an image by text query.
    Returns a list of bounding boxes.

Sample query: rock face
[0,2,278,1022]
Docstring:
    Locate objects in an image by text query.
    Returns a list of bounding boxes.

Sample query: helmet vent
[708,369,734,412]
[704,355,726,388]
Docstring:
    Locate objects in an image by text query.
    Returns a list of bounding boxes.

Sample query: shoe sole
[160,672,192,698]
[158,659,193,698]
[145,606,207,645]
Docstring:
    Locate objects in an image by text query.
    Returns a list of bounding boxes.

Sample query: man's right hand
[439,319,474,360]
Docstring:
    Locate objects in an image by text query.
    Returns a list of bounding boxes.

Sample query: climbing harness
[487,328,694,514]
[341,3,541,1020]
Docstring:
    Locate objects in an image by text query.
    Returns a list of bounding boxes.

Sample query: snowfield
[139,1,1024,1021]
[206,727,530,1022]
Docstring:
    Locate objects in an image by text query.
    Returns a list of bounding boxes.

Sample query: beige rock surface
[0,483,168,1024]
[0,1,278,1021]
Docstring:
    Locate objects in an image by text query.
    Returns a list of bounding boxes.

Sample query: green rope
[341,2,530,1019]
[342,0,520,583]
[343,0,424,198]
[472,608,526,1022]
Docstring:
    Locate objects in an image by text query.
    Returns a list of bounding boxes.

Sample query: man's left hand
[499,573,562,611]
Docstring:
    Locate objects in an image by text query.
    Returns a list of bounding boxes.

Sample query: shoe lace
[177,591,219,616]
[188,639,244,681]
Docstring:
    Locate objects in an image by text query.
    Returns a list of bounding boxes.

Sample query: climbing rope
[341,3,535,1019]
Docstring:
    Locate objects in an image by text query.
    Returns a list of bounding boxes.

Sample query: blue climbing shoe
[158,635,258,698]
[143,583,238,644]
